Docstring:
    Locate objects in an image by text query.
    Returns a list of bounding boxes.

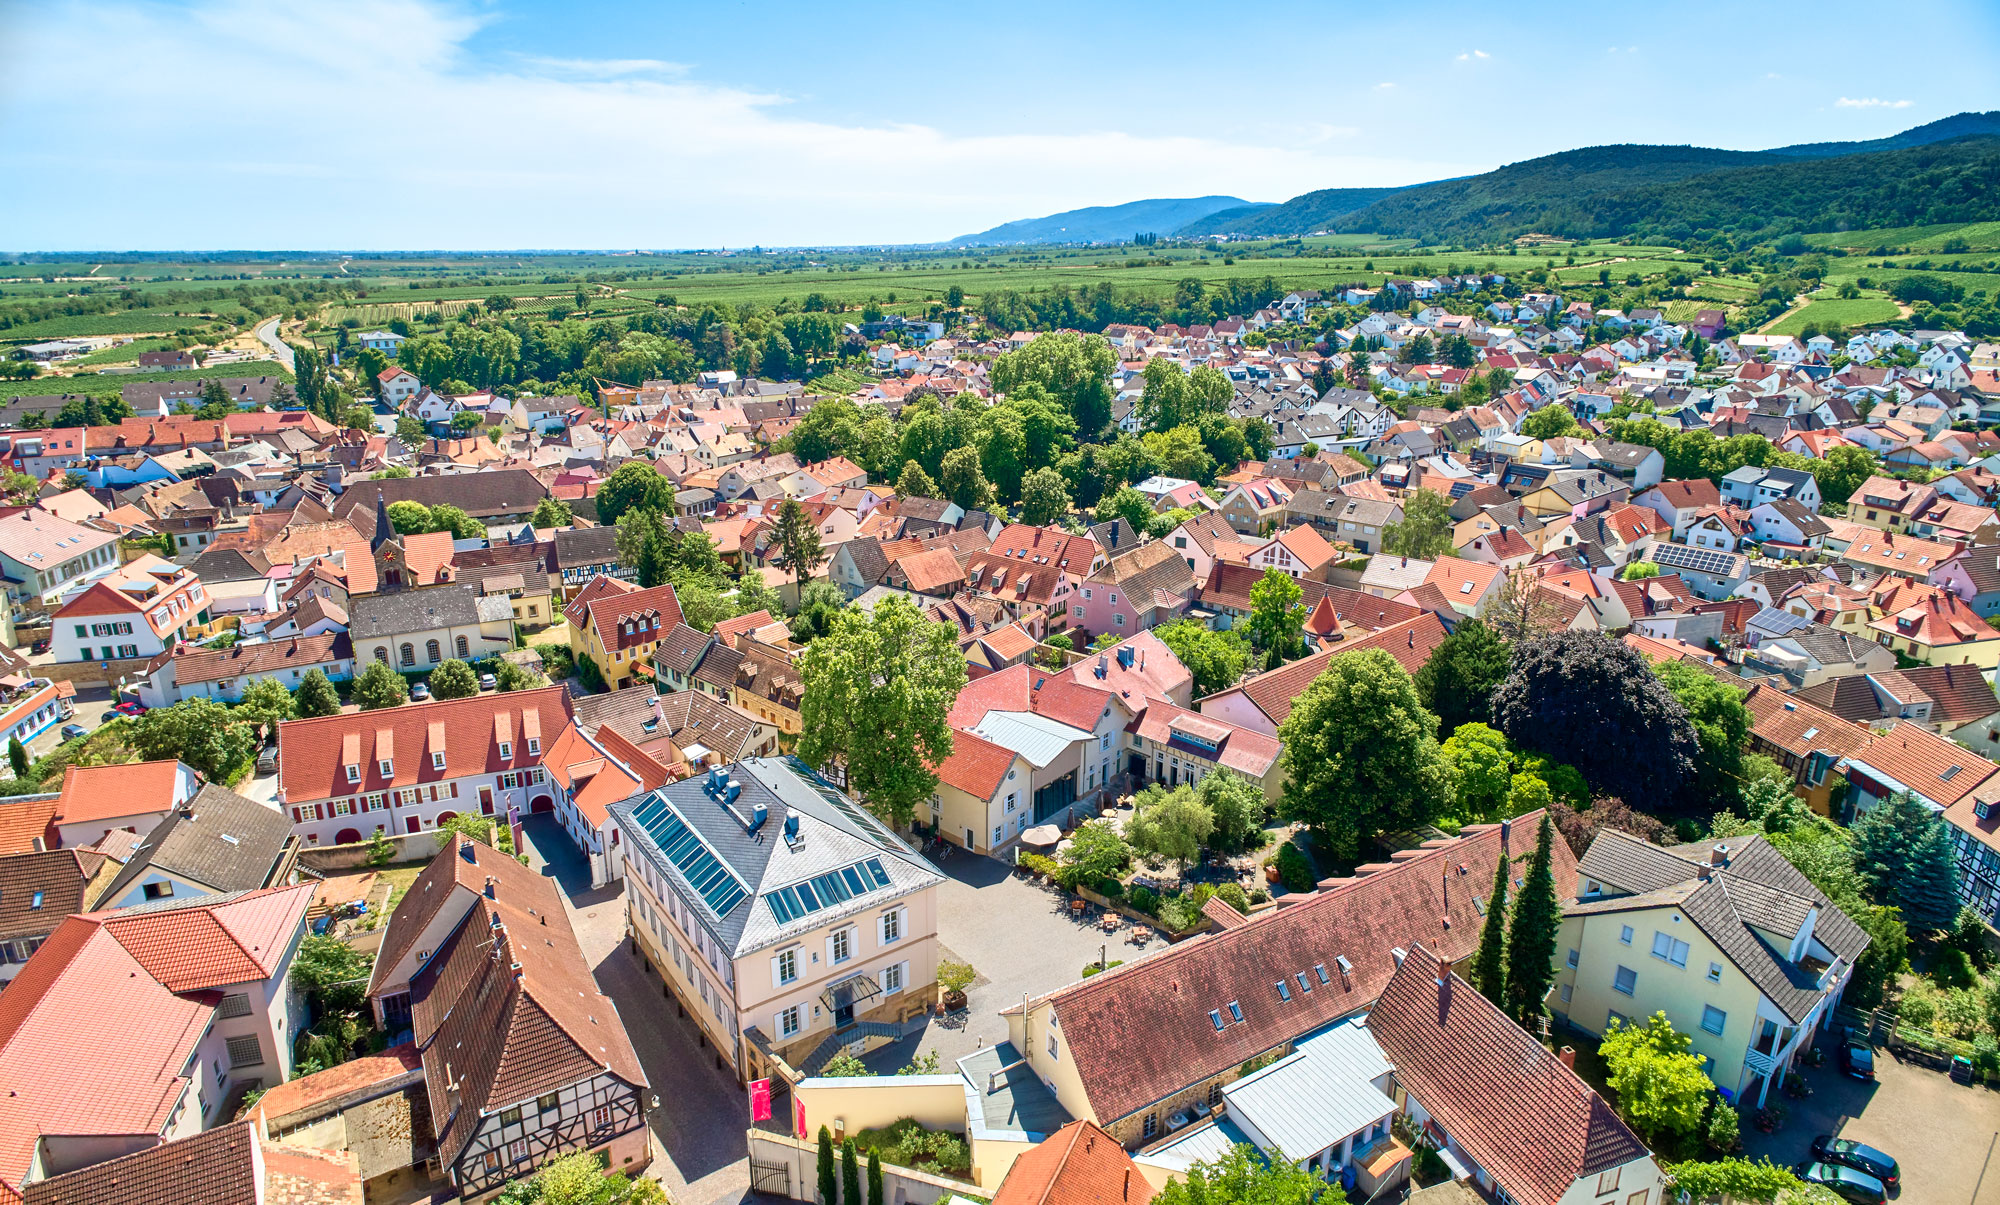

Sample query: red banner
[749,1078,772,1123]
[795,1095,807,1139]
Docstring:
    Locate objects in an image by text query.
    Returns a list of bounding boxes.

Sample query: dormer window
[378,758,393,777]
[432,751,446,771]
[346,763,361,784]
[526,737,540,756]
[499,742,513,760]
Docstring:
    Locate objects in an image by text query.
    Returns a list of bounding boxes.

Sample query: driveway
[865,855,1167,1072]
[517,814,754,1205]
[1741,1042,2000,1202]
[25,683,113,762]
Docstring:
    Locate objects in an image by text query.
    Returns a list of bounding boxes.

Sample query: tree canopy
[1415,618,1510,737]
[1277,648,1451,863]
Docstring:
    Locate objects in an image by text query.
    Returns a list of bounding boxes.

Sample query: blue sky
[3,0,1996,251]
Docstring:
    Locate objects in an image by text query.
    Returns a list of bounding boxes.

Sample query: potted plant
[937,959,975,1012]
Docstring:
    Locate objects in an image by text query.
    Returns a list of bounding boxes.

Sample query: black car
[1811,1137,1899,1192]
[1840,1031,1877,1080]
[1796,1161,1887,1204]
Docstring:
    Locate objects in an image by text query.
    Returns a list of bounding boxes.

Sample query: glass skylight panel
[638,796,749,918]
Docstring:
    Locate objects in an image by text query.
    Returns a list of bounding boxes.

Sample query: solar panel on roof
[637,796,750,919]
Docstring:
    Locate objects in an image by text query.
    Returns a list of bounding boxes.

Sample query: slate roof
[607,757,943,958]
[1572,831,1871,1023]
[330,468,548,521]
[552,524,620,569]
[1023,817,1572,1125]
[1368,946,1647,1205]
[98,784,296,904]
[347,583,490,642]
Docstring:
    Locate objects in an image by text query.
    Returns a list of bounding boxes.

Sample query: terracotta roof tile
[1033,816,1572,1124]
[991,1120,1155,1205]
[1368,947,1647,1205]
[55,760,182,827]
[277,686,572,803]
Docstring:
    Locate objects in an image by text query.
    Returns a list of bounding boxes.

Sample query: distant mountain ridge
[948,196,1269,246]
[1762,110,2000,158]
[1173,187,1410,237]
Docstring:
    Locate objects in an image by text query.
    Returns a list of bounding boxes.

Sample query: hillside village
[0,269,1998,1205]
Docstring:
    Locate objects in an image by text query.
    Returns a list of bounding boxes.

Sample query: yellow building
[563,576,684,690]
[1551,831,1871,1110]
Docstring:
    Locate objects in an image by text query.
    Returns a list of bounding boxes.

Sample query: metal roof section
[1221,1018,1397,1163]
[970,711,1091,768]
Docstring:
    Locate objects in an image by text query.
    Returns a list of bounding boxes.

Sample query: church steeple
[371,490,395,553]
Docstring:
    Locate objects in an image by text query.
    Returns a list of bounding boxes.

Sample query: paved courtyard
[1741,1041,2000,1203]
[871,854,1169,1071]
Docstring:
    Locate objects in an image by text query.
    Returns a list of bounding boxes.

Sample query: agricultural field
[66,337,182,368]
[0,360,291,400]
[1804,221,2000,254]
[1763,296,1902,335]
[0,309,240,340]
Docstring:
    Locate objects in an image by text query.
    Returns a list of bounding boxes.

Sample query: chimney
[1559,1046,1576,1070]
[483,875,496,899]
[1710,843,1730,869]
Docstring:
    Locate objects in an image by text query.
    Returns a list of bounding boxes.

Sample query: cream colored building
[1550,831,1870,1110]
[612,758,945,1086]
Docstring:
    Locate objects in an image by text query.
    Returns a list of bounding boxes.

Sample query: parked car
[410,682,431,701]
[111,701,146,717]
[1795,1161,1887,1204]
[256,746,279,774]
[478,672,497,692]
[58,723,87,742]
[1810,1137,1899,1192]
[1840,1029,1876,1081]
[30,639,48,655]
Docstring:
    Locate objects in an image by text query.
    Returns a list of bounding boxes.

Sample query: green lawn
[1764,296,1902,335]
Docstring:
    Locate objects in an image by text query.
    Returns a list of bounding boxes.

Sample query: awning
[1022,824,1062,847]
[819,972,882,1013]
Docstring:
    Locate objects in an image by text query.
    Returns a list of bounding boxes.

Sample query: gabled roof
[1573,831,1871,1023]
[991,1120,1155,1205]
[165,632,352,687]
[1211,613,1448,725]
[54,760,183,827]
[1027,816,1571,1124]
[0,850,103,942]
[277,686,572,802]
[406,836,646,1171]
[1367,946,1648,1205]
[98,784,297,904]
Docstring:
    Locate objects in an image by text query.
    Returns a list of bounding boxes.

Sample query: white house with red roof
[377,367,420,406]
[274,685,573,847]
[49,553,206,665]
[0,509,122,607]
[51,760,197,850]
[0,883,315,1199]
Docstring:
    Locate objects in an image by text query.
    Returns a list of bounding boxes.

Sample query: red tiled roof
[949,662,1115,732]
[20,1121,260,1205]
[1221,613,1448,726]
[1128,702,1280,778]
[277,685,573,803]
[991,1120,1155,1205]
[1848,718,1997,808]
[0,797,60,858]
[933,728,1019,800]
[1029,816,1573,1124]
[55,760,182,827]
[1368,946,1647,1205]
[584,583,686,653]
[252,1042,423,1127]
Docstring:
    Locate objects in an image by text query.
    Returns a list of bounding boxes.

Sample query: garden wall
[747,1129,980,1205]
[795,1074,966,1138]
[301,829,447,871]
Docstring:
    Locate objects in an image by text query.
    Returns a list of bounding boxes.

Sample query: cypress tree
[841,1139,863,1205]
[1471,845,1511,1007]
[817,1127,837,1205]
[867,1150,884,1205]
[7,736,27,780]
[1502,813,1561,1031]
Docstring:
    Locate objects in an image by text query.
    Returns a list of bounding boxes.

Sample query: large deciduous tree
[595,460,675,525]
[1245,568,1306,670]
[988,331,1118,437]
[1152,619,1249,698]
[1414,617,1510,736]
[1277,648,1452,863]
[296,668,343,718]
[354,660,410,711]
[797,595,965,826]
[1018,466,1072,527]
[1655,660,1752,804]
[130,699,258,782]
[1491,631,1699,809]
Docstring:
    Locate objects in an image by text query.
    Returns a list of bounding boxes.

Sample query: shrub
[1096,877,1124,898]
[1156,893,1203,932]
[1275,842,1315,893]
[1127,886,1160,915]
[1705,1101,1740,1154]
[1212,882,1250,914]
[1017,852,1058,880]
[1248,887,1270,905]
[937,959,975,996]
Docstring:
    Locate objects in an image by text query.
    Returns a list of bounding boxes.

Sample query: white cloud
[1375,81,1396,89]
[0,0,1483,248]
[1455,49,1488,61]
[1835,96,1913,109]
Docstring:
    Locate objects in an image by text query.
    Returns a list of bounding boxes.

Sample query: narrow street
[516,814,759,1205]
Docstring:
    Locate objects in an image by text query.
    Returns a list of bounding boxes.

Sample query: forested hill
[1173,187,1410,237]
[1236,144,1784,239]
[1322,135,2000,243]
[1762,110,2000,158]
[948,196,1267,245]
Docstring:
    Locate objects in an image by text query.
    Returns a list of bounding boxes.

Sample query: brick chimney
[1559,1046,1576,1070]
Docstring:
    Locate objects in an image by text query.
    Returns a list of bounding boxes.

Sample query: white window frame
[779,1005,802,1037]
[879,907,903,947]
[829,927,852,965]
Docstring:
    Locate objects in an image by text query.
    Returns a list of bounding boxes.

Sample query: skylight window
[1314,963,1330,985]
[1227,1001,1244,1023]
[1209,1010,1225,1032]
[1275,980,1291,1002]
